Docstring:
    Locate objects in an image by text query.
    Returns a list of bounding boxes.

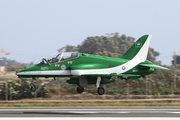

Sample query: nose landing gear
[30,78,36,92]
[31,84,36,92]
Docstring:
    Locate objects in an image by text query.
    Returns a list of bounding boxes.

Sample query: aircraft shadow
[23,112,85,115]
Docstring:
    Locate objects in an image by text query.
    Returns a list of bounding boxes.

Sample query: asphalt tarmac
[1,106,180,117]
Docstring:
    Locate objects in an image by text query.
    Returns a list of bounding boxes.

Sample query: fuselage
[16,52,154,78]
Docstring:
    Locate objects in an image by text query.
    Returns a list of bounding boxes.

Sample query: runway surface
[1,106,180,118]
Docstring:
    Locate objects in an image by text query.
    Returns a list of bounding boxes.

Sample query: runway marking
[117,112,129,113]
[53,111,130,114]
[53,110,180,114]
[169,112,180,114]
[53,110,96,113]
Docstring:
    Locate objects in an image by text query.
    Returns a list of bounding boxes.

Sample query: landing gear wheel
[97,87,105,95]
[77,87,84,93]
[31,85,36,92]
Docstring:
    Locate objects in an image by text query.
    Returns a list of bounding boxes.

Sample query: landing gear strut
[30,78,36,92]
[96,76,105,95]
[77,86,84,93]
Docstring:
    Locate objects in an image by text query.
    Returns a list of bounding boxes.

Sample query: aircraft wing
[80,73,141,80]
[117,74,141,77]
[139,63,170,70]
[117,74,141,80]
[80,74,111,76]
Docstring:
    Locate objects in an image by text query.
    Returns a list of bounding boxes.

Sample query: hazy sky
[0,0,180,65]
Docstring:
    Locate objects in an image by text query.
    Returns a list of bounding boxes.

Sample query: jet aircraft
[16,35,169,95]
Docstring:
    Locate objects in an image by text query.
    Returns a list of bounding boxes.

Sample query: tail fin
[120,35,151,60]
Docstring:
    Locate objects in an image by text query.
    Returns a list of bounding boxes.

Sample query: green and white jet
[16,35,169,95]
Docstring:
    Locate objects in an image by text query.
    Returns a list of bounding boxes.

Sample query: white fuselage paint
[16,59,143,76]
[16,70,71,76]
[16,35,151,77]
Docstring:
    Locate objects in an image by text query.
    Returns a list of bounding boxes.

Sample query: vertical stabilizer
[120,35,151,60]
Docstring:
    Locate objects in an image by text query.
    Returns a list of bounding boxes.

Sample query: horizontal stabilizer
[140,63,170,70]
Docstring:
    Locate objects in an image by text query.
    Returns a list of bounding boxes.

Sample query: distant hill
[0,57,17,66]
[0,57,33,72]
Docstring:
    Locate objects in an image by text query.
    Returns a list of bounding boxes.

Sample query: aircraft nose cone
[15,65,37,77]
[16,69,23,76]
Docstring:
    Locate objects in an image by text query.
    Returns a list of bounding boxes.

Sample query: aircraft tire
[77,87,84,93]
[97,87,105,95]
[31,85,36,92]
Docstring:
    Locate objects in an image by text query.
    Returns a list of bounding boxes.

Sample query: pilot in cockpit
[71,53,77,58]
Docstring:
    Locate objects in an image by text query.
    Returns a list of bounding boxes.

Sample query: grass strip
[0,102,180,107]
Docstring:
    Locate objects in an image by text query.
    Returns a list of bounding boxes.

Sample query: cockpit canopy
[36,52,79,66]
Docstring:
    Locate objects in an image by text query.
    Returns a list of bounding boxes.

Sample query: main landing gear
[76,76,105,95]
[96,76,105,95]
[97,87,105,95]
[77,86,84,93]
[76,86,105,95]
[30,78,36,92]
